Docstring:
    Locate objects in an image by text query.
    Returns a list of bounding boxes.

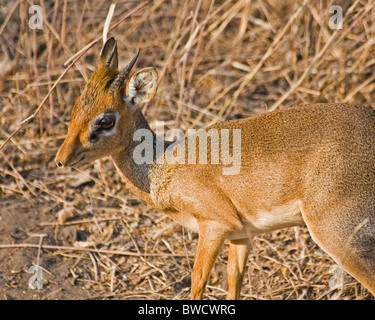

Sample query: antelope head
[55,38,158,168]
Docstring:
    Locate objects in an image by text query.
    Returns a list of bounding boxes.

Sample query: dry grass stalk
[1,0,374,300]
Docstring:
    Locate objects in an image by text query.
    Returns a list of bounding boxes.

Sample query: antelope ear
[98,37,118,70]
[126,67,158,104]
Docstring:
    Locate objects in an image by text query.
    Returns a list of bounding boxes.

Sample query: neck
[111,109,171,205]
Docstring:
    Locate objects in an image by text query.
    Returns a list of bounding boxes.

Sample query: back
[154,103,375,226]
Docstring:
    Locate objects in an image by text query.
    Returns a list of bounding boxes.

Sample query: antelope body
[55,38,375,299]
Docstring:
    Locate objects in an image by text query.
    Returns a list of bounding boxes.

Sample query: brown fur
[56,39,375,299]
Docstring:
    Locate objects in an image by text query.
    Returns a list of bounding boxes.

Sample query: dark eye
[99,116,115,129]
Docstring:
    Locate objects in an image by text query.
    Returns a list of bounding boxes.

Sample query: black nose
[57,161,63,167]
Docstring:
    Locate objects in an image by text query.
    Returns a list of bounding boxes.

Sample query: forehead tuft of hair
[77,68,119,113]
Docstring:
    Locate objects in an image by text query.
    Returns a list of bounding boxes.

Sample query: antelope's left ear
[125,67,158,104]
[98,37,118,70]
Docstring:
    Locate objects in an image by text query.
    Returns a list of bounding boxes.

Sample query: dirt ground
[0,186,372,300]
[0,196,97,300]
[1,0,375,300]
[0,176,195,300]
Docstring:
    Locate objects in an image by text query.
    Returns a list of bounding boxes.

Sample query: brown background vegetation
[0,0,374,299]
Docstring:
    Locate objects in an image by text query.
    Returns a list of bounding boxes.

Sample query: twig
[103,4,116,44]
[0,54,81,152]
[63,1,152,67]
[39,216,123,226]
[0,242,194,258]
[0,0,152,153]
[0,0,21,37]
[88,252,99,282]
[208,0,308,125]
[268,0,362,112]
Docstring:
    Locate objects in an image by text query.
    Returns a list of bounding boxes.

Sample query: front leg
[190,222,228,300]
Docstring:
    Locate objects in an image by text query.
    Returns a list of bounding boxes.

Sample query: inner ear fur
[125,67,158,104]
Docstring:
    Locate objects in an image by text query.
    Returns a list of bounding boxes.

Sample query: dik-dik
[55,38,375,299]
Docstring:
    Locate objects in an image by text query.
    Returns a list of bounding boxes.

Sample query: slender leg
[226,238,250,300]
[302,203,375,296]
[306,222,375,296]
[190,224,227,300]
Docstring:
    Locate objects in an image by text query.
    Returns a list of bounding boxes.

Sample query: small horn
[110,48,140,93]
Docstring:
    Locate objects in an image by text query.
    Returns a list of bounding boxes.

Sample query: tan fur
[56,39,375,299]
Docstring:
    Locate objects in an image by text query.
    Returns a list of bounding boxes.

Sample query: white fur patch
[228,200,304,240]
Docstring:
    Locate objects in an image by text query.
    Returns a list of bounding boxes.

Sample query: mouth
[70,154,87,167]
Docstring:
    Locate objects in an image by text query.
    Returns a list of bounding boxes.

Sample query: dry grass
[0,0,374,300]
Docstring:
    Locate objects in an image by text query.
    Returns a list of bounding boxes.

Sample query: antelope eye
[99,116,115,129]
